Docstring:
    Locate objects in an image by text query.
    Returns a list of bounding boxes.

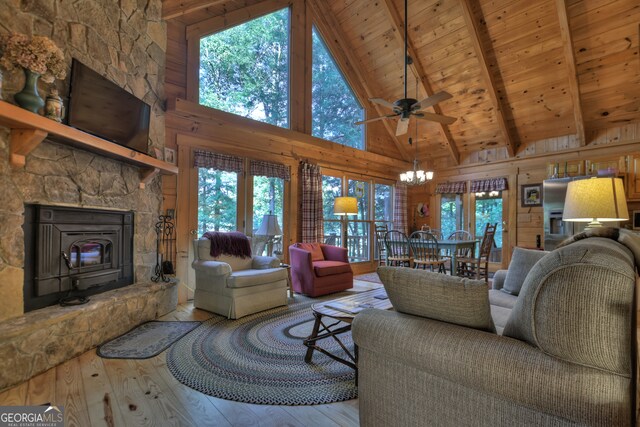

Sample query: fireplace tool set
[152,215,176,282]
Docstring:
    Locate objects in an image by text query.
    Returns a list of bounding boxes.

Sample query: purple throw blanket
[202,231,252,259]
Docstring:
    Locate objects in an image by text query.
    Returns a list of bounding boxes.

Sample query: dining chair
[409,231,447,273]
[426,228,442,240]
[384,230,411,267]
[375,224,389,266]
[455,223,497,282]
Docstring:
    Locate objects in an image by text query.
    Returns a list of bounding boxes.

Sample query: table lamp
[562,177,628,229]
[256,213,282,256]
[334,197,358,248]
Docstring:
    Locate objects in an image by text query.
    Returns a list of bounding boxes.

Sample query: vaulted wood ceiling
[163,0,640,166]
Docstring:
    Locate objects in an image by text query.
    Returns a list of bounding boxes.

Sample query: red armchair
[289,243,353,297]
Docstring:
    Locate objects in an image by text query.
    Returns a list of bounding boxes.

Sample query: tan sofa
[191,238,288,319]
[353,237,638,426]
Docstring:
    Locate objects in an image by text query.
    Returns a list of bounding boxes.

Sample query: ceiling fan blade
[395,117,410,136]
[369,98,398,111]
[412,91,453,111]
[354,114,398,125]
[415,111,457,125]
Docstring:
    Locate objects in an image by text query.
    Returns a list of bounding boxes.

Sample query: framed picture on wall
[633,211,640,230]
[164,147,176,165]
[521,183,543,207]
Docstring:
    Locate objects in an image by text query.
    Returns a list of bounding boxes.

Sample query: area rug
[354,272,382,284]
[97,321,201,359]
[166,297,357,405]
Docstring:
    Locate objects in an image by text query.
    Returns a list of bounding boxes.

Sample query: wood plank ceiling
[163,0,640,165]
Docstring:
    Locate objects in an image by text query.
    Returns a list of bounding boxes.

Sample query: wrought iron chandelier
[399,112,433,186]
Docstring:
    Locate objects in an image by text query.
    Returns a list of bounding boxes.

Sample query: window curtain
[301,162,324,243]
[435,181,467,194]
[393,183,408,234]
[193,149,244,173]
[250,160,291,181]
[470,177,508,192]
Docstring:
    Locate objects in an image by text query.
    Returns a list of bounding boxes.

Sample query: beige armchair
[192,238,288,319]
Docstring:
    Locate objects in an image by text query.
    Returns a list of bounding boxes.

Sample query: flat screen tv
[67,59,151,154]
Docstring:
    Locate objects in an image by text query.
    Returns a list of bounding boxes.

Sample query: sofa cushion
[295,242,325,261]
[378,267,495,333]
[488,289,517,310]
[313,260,351,277]
[503,238,636,375]
[226,267,288,288]
[501,247,548,295]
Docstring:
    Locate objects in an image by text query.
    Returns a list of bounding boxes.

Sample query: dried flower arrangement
[0,33,66,83]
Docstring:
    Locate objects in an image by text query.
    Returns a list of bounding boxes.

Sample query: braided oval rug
[166,297,357,405]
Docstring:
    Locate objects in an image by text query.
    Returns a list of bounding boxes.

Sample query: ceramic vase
[14,68,44,114]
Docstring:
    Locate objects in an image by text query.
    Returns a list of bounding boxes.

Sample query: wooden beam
[163,0,227,21]
[309,0,411,162]
[459,0,517,158]
[555,0,586,146]
[186,0,293,40]
[380,0,460,165]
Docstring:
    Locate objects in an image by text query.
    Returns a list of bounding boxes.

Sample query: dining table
[385,238,478,275]
[436,239,479,275]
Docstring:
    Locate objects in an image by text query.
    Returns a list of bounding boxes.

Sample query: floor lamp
[563,177,628,229]
[334,197,358,248]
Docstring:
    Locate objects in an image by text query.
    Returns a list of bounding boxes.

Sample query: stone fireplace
[23,205,135,311]
[0,0,174,391]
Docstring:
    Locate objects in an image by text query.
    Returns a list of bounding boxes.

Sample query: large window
[311,27,364,149]
[252,176,284,256]
[322,175,342,246]
[199,8,290,128]
[347,179,370,262]
[440,194,464,239]
[197,169,238,233]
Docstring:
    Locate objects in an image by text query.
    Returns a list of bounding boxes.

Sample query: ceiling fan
[354,0,457,136]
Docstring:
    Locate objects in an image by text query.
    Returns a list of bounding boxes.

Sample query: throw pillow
[377,267,495,333]
[295,242,325,261]
[501,247,548,295]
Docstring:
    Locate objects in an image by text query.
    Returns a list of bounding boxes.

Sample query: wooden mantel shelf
[0,101,178,187]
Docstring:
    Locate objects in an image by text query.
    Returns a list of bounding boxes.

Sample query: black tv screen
[67,59,150,154]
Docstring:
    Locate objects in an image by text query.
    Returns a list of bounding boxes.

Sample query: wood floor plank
[149,354,232,426]
[25,367,56,406]
[281,404,342,427]
[0,381,27,405]
[315,400,360,427]
[56,357,92,427]
[1,301,361,426]
[101,357,164,426]
[129,356,214,426]
[205,396,264,427]
[244,403,304,426]
[79,350,127,427]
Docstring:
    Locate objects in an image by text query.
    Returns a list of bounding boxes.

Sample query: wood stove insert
[23,205,134,311]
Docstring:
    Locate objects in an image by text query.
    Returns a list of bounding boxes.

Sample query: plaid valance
[435,181,467,194]
[471,177,508,193]
[250,160,291,181]
[193,150,244,173]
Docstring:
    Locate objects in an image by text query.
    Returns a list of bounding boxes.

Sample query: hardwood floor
[0,301,362,427]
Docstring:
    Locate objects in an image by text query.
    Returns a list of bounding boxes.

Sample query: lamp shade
[256,214,282,236]
[334,197,358,216]
[563,177,628,227]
